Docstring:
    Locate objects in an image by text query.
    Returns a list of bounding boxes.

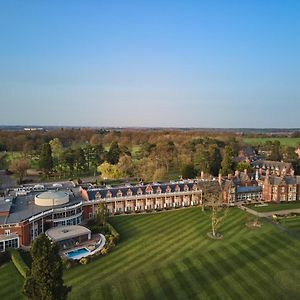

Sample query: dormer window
[127,189,132,196]
[192,184,198,191]
[117,190,123,197]
[106,191,112,198]
[184,185,189,192]
[156,187,162,194]
[146,184,153,194]
[95,192,101,200]
[166,186,171,193]
[175,185,180,192]
[137,188,143,195]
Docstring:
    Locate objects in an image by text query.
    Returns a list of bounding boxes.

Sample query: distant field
[243,137,300,147]
[2,208,300,299]
[249,202,300,212]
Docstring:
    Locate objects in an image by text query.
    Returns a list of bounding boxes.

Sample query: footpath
[240,205,300,240]
[240,205,300,218]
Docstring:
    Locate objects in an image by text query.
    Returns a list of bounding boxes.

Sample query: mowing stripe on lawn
[168,261,200,299]
[181,256,221,299]
[67,212,206,289]
[136,272,156,300]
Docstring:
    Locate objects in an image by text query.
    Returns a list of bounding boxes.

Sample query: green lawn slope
[1,208,300,299]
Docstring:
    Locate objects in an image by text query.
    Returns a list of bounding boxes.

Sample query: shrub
[79,257,89,265]
[8,248,30,278]
[105,223,120,242]
[100,247,108,256]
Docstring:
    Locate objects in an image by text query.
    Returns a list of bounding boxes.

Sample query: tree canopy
[23,233,70,300]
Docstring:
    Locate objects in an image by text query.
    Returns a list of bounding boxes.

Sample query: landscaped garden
[249,202,300,212]
[1,207,300,299]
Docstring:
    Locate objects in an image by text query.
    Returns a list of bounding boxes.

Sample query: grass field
[243,137,300,147]
[280,216,300,235]
[249,202,300,212]
[1,208,300,299]
[0,262,25,299]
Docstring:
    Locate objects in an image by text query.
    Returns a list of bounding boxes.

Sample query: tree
[117,155,135,177]
[201,182,228,238]
[194,145,210,174]
[74,148,86,174]
[221,146,235,176]
[269,140,282,161]
[39,143,53,174]
[152,167,167,181]
[181,164,196,179]
[23,233,70,300]
[106,141,120,165]
[208,144,222,176]
[62,149,75,176]
[236,162,251,173]
[9,158,30,184]
[96,201,108,226]
[97,162,122,179]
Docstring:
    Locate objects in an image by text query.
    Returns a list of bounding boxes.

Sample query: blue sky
[0,0,299,127]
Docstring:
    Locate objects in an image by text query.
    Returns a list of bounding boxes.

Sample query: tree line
[1,129,299,183]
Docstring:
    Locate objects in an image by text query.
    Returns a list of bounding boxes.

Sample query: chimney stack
[218,173,222,185]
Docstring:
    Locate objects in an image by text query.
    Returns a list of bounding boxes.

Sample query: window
[4,238,18,250]
[4,229,10,236]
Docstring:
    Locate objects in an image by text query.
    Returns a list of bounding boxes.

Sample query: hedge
[8,248,30,278]
[105,223,119,242]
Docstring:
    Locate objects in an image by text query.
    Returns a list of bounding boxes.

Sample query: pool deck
[62,233,106,260]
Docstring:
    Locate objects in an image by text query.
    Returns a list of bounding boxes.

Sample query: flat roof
[0,188,82,225]
[46,225,91,242]
[0,197,13,213]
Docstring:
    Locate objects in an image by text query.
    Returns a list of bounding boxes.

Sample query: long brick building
[1,173,300,252]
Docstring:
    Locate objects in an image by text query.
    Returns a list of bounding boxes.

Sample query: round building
[35,190,69,206]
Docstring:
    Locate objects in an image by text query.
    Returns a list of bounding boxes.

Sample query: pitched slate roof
[266,175,300,185]
[236,186,262,193]
[251,160,292,172]
[87,181,200,200]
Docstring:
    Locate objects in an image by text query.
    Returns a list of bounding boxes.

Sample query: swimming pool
[65,247,90,260]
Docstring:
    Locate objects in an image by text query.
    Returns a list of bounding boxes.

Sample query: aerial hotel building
[80,181,203,219]
[2,174,300,251]
[0,181,202,250]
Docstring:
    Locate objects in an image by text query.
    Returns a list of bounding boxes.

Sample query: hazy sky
[0,1,299,127]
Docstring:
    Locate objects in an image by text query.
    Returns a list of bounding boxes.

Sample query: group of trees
[3,129,300,183]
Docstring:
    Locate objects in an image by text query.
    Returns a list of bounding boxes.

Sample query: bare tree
[200,181,228,238]
[9,158,30,184]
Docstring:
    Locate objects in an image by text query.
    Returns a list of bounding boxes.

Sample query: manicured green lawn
[0,262,25,300]
[249,202,300,212]
[1,208,300,299]
[280,216,300,235]
[243,137,300,147]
